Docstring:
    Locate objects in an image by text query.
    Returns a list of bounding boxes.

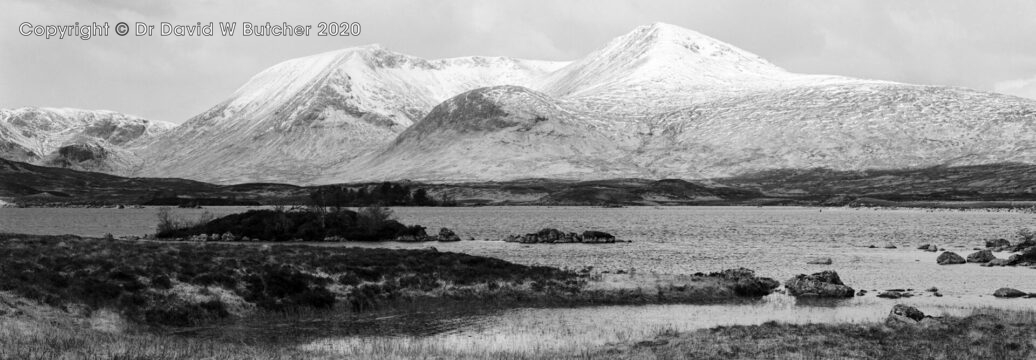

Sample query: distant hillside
[719,163,1036,202]
[0,157,303,206]
[4,158,1036,207]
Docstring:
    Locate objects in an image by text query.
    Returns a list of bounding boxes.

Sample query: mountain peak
[612,22,774,65]
[636,22,712,41]
[539,23,787,98]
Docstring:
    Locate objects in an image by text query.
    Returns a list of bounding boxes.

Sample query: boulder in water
[1007,247,1036,265]
[966,249,996,263]
[985,239,1011,249]
[917,244,938,252]
[936,252,966,265]
[437,228,461,242]
[785,270,855,298]
[806,258,833,265]
[993,288,1027,298]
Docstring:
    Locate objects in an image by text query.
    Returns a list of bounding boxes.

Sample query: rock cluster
[395,227,463,242]
[184,232,241,242]
[503,228,620,244]
[877,289,914,299]
[1009,239,1036,252]
[1009,246,1036,266]
[785,270,855,298]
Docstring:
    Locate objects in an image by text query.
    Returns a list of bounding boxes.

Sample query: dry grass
[588,307,1036,360]
[4,288,1036,360]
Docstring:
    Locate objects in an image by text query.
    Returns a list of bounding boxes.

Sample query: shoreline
[2,233,1035,358]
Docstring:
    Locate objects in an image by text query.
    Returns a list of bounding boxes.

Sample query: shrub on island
[155,207,459,242]
[503,228,621,243]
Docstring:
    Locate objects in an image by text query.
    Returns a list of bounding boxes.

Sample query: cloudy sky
[2,0,1035,124]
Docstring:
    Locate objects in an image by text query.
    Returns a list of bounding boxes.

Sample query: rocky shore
[923,234,1036,268]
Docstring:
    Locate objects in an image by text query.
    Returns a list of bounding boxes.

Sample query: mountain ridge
[5,22,1036,185]
[0,107,174,173]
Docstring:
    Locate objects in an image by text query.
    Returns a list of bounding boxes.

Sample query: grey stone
[785,270,855,298]
[966,249,996,263]
[993,288,1027,298]
[936,251,966,265]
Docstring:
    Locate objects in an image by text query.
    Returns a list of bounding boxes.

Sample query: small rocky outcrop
[883,243,898,249]
[885,304,925,325]
[806,257,833,265]
[983,258,1012,267]
[985,238,1011,249]
[1009,239,1036,252]
[785,270,855,298]
[394,226,462,242]
[504,228,620,244]
[966,249,996,263]
[993,288,1027,298]
[1007,247,1036,266]
[936,251,966,265]
[877,290,914,299]
[885,304,943,328]
[711,268,781,297]
[917,244,938,252]
[437,228,461,242]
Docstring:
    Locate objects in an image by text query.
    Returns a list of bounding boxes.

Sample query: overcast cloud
[2,0,1035,123]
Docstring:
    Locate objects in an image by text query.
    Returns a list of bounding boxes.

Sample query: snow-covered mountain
[134,45,566,184]
[132,22,1036,184]
[0,108,174,173]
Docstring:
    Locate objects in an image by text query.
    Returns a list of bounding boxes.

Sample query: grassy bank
[2,234,1033,358]
[589,308,1036,359]
[0,234,777,328]
[0,233,787,358]
[0,233,586,326]
[4,296,1035,360]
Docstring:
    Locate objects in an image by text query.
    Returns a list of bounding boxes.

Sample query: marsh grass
[8,307,1036,360]
[0,233,581,329]
[587,307,1036,359]
[0,316,314,360]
